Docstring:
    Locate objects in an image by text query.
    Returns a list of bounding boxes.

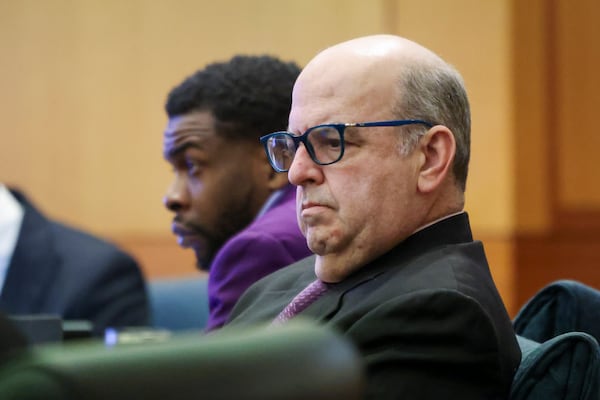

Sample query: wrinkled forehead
[162,112,217,158]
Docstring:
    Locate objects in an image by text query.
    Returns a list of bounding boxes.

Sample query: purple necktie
[273,279,328,324]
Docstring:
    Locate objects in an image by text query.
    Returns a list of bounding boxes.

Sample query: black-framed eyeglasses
[260,119,434,172]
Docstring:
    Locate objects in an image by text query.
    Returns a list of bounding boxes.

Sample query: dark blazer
[227,213,521,399]
[0,189,150,336]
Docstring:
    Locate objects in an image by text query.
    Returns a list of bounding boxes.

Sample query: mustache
[173,217,210,237]
[297,187,333,208]
[299,195,333,208]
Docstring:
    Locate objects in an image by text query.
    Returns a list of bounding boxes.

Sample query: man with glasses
[226,35,520,398]
[163,55,311,331]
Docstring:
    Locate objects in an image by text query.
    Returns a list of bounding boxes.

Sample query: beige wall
[392,0,516,311]
[0,0,388,236]
[512,0,600,307]
[1,0,517,308]
[393,0,515,236]
[0,0,513,234]
[554,0,600,208]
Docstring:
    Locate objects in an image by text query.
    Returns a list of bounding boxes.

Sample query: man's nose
[288,144,324,186]
[163,175,189,212]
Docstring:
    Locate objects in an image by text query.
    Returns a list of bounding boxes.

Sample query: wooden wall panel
[0,0,387,236]
[516,235,600,307]
[513,0,600,307]
[393,0,515,236]
[513,0,553,234]
[555,0,600,209]
[115,235,200,279]
[392,0,516,312]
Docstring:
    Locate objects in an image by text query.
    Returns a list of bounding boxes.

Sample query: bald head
[295,36,444,106]
[315,34,445,64]
[291,34,471,191]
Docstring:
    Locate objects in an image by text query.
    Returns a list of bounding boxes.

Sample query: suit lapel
[300,213,474,321]
[0,190,58,312]
[301,259,387,322]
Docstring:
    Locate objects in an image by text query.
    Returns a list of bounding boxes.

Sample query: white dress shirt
[0,185,25,294]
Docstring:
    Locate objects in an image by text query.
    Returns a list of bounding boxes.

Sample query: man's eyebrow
[164,141,203,159]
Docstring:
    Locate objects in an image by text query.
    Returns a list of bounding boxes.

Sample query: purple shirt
[206,185,311,330]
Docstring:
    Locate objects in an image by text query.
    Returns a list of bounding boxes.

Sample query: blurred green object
[0,319,364,400]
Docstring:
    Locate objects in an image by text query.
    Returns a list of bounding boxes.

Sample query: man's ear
[417,126,456,194]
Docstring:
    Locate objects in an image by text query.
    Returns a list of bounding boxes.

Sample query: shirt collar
[412,210,465,235]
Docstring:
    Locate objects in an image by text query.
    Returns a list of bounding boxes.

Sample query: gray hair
[393,61,471,192]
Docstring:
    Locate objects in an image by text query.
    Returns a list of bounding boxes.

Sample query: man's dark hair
[165,55,301,140]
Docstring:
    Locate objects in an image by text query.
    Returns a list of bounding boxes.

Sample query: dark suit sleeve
[346,290,509,400]
[70,250,150,336]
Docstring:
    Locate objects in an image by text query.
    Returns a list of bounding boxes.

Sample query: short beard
[186,203,257,272]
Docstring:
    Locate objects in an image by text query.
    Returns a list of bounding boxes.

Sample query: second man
[163,55,311,330]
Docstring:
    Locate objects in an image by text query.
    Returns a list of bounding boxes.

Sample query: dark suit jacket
[227,213,521,399]
[0,189,150,336]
